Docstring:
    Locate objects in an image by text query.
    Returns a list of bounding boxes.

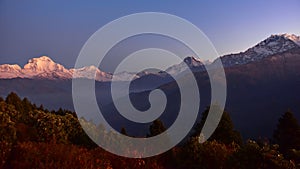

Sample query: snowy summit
[220,33,300,67]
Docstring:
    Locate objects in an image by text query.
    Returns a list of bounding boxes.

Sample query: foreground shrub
[9,142,112,169]
[0,111,17,168]
[91,147,165,169]
[178,138,239,169]
[229,140,296,169]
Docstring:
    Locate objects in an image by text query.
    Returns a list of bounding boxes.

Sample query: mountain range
[0,33,300,139]
[1,33,300,81]
[0,56,134,81]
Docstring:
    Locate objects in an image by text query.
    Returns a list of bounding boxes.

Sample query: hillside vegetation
[0,93,299,169]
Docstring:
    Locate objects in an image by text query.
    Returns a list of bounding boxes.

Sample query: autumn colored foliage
[0,92,299,168]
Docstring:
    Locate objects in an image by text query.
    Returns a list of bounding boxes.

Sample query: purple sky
[0,0,299,70]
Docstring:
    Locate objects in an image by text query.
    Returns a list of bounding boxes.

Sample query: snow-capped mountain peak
[165,56,205,75]
[20,56,72,79]
[281,33,300,46]
[72,65,99,75]
[183,56,204,67]
[219,33,300,67]
[252,34,297,54]
[23,56,67,72]
[71,65,112,81]
[0,64,22,71]
[0,64,23,79]
[0,56,129,81]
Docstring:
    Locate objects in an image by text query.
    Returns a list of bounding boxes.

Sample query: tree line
[0,92,300,169]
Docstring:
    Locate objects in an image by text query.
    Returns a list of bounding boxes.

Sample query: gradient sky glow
[0,0,299,69]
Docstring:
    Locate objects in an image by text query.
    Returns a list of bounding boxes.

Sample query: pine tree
[22,98,32,113]
[57,108,65,116]
[273,111,300,155]
[149,119,166,137]
[38,104,44,111]
[5,92,23,112]
[120,127,128,136]
[194,106,242,145]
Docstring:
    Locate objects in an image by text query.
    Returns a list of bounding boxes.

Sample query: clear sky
[0,0,299,69]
